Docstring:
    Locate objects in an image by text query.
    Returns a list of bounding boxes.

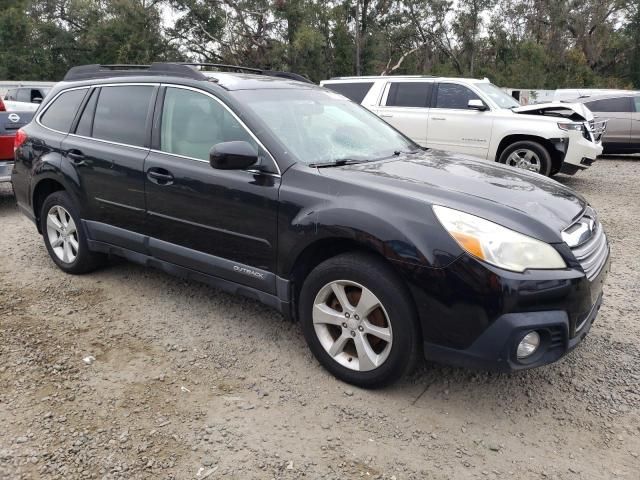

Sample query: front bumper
[393,246,610,372]
[561,130,603,172]
[0,161,14,183]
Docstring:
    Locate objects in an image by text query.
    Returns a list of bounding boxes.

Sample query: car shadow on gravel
[0,183,17,212]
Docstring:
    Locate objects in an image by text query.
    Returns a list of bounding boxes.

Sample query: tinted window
[40,89,87,133]
[386,82,431,108]
[75,89,98,137]
[5,89,17,100]
[434,83,481,109]
[160,87,257,161]
[92,86,154,147]
[635,97,640,113]
[324,83,374,103]
[585,97,633,113]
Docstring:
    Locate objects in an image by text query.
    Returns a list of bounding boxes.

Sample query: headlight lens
[433,206,566,272]
[557,122,584,131]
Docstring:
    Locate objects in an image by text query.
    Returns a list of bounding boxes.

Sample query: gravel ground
[1,158,639,480]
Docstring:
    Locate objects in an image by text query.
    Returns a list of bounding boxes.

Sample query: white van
[320,76,606,176]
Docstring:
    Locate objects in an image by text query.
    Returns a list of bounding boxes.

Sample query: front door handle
[67,149,86,165]
[431,117,446,121]
[380,113,393,118]
[147,168,174,185]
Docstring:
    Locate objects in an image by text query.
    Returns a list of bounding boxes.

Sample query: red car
[0,97,33,182]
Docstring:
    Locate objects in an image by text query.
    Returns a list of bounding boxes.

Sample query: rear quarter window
[324,82,374,103]
[585,97,634,113]
[40,89,88,133]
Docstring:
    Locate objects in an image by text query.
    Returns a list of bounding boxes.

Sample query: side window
[324,83,374,103]
[385,82,432,108]
[40,89,88,133]
[75,89,99,137]
[17,89,31,102]
[92,86,154,147]
[31,89,43,102]
[160,87,258,161]
[635,97,640,113]
[5,89,17,101]
[585,97,633,113]
[434,83,481,109]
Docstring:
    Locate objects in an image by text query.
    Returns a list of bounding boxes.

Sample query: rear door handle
[431,117,446,121]
[147,168,174,185]
[67,149,85,165]
[380,113,393,118]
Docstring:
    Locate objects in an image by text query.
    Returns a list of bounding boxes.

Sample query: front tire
[299,252,420,388]
[40,191,105,274]
[498,140,552,176]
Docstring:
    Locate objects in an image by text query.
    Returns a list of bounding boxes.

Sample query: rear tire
[40,191,105,274]
[299,252,420,388]
[498,140,552,176]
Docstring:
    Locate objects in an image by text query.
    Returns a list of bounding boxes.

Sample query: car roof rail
[63,63,208,82]
[63,62,314,84]
[182,63,314,84]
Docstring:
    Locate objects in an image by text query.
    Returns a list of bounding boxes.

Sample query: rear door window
[324,83,374,103]
[385,82,432,108]
[585,97,633,113]
[5,89,17,100]
[92,86,154,147]
[40,88,88,133]
[434,83,481,109]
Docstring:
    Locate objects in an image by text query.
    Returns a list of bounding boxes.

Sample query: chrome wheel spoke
[363,320,391,342]
[354,288,380,319]
[47,213,63,233]
[331,282,352,311]
[354,332,379,370]
[68,235,79,252]
[313,303,346,327]
[50,236,64,248]
[328,332,350,357]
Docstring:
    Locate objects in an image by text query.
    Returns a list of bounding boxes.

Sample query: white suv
[320,76,606,176]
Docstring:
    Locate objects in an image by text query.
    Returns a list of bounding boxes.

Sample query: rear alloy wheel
[299,252,419,388]
[40,191,105,274]
[498,140,552,176]
[46,205,79,264]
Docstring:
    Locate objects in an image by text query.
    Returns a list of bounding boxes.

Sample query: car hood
[512,102,594,122]
[318,150,587,243]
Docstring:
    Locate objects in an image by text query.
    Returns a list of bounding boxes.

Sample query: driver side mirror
[468,99,488,111]
[32,97,43,104]
[209,141,258,170]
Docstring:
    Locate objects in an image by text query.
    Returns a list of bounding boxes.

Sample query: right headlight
[433,205,566,272]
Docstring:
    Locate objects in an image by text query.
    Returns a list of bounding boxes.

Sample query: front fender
[277,166,463,277]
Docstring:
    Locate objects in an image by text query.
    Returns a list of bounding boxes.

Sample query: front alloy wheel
[299,252,420,388]
[313,280,393,371]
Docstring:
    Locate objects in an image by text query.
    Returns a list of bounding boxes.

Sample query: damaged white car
[320,76,606,176]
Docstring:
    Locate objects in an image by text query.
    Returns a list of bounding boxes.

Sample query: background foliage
[1,0,639,88]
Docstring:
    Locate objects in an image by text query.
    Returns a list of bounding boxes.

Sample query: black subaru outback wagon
[12,63,610,387]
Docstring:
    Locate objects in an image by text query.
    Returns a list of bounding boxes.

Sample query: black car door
[61,84,157,251]
[143,85,280,293]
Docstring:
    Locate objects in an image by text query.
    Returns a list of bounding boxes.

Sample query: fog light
[517,331,541,359]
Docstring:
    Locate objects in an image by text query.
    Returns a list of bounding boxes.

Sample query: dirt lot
[1,158,639,480]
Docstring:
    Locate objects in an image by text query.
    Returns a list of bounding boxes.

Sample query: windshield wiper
[309,158,368,168]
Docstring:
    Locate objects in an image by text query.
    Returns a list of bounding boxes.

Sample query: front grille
[566,211,609,281]
[583,119,607,142]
